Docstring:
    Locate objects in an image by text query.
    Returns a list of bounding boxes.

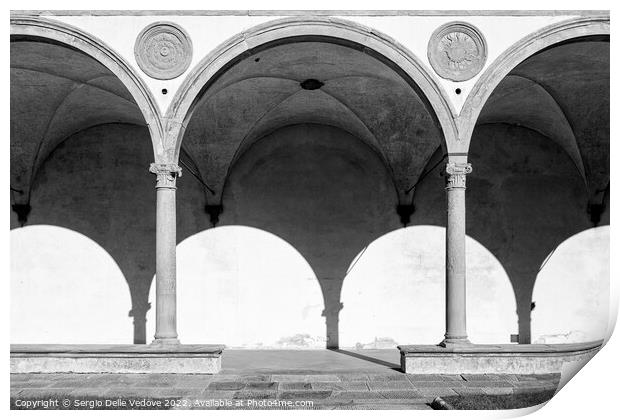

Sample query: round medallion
[134,22,193,80]
[428,22,487,82]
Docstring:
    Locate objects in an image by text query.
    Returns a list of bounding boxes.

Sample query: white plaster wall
[146,226,326,348]
[340,226,517,348]
[531,226,610,344]
[11,225,133,344]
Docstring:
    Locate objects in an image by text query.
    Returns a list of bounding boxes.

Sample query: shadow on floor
[328,348,401,371]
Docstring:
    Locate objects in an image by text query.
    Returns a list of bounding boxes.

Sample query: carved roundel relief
[428,21,487,82]
[134,22,193,80]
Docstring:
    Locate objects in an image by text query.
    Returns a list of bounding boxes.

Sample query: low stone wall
[398,341,603,374]
[10,345,224,374]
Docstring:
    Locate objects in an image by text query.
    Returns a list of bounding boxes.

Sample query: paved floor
[221,349,402,373]
[10,350,560,410]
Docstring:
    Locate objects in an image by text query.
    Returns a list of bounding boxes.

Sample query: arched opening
[10,20,160,344]
[465,30,609,343]
[531,226,610,344]
[147,226,325,348]
[169,19,453,348]
[340,226,517,348]
[11,226,132,344]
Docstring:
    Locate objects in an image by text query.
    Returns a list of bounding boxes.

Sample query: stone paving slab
[482,387,514,395]
[208,374,242,382]
[233,390,278,400]
[77,374,143,387]
[367,373,410,381]
[327,391,385,400]
[460,380,513,388]
[452,387,487,396]
[311,381,369,391]
[461,374,505,381]
[15,388,74,398]
[194,390,236,398]
[10,380,54,389]
[245,381,277,390]
[337,373,369,381]
[329,401,431,410]
[105,387,191,398]
[377,390,425,399]
[513,385,556,394]
[416,387,460,397]
[271,374,305,382]
[67,388,106,397]
[238,374,271,382]
[409,380,464,388]
[10,372,560,410]
[304,374,340,382]
[278,390,333,400]
[208,381,245,391]
[278,382,312,390]
[367,381,415,390]
[169,377,213,388]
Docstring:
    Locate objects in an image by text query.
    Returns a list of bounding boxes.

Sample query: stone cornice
[10,10,610,17]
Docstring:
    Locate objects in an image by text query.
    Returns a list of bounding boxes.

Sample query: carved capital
[445,162,472,190]
[149,163,182,189]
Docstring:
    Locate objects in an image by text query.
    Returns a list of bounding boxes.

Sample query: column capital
[149,163,182,189]
[445,162,472,190]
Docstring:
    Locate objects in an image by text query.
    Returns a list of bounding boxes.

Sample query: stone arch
[457,16,610,153]
[10,15,164,159]
[165,16,458,162]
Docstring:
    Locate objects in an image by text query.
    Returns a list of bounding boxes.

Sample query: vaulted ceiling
[11,36,609,211]
[477,38,609,199]
[10,39,146,200]
[181,41,445,204]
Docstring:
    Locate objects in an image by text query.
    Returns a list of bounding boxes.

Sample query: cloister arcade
[10,13,609,365]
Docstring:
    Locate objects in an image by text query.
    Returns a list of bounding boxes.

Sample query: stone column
[441,162,472,347]
[150,163,182,346]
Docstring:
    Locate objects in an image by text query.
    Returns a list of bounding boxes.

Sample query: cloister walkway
[11,349,560,410]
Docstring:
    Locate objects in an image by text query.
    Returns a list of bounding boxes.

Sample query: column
[441,161,472,347]
[150,162,182,346]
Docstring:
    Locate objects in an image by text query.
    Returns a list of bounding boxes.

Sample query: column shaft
[442,162,472,347]
[150,163,182,346]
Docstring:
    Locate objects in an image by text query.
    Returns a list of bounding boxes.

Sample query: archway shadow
[328,348,401,371]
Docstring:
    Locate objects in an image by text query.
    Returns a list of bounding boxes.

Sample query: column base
[151,338,181,347]
[439,337,471,348]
